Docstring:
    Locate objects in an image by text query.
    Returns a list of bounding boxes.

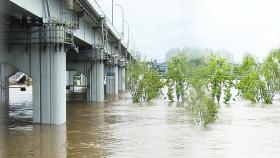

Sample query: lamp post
[115,3,124,41]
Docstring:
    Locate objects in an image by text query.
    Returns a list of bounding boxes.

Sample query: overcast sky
[93,0,280,62]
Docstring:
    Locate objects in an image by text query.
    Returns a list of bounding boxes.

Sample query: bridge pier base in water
[32,45,66,125]
[87,61,105,102]
[118,67,126,92]
[105,65,119,95]
[0,64,12,104]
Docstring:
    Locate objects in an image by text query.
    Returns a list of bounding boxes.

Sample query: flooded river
[1,86,280,158]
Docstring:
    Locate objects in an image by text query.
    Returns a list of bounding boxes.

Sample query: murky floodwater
[1,86,280,158]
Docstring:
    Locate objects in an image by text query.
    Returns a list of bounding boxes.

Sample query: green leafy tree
[142,68,163,101]
[126,62,163,103]
[205,55,234,104]
[236,54,262,103]
[165,54,190,101]
[186,70,218,127]
[166,79,174,102]
[126,63,144,102]
[260,49,280,103]
[166,54,219,127]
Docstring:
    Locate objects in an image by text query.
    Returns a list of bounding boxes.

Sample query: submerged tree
[186,66,219,127]
[236,54,261,103]
[126,62,144,102]
[166,54,219,127]
[260,49,280,103]
[165,54,190,101]
[236,55,267,103]
[234,51,280,104]
[142,68,163,101]
[188,88,218,127]
[205,55,234,104]
[126,62,163,103]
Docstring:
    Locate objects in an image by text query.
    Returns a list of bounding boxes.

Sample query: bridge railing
[105,17,121,40]
[87,0,122,42]
[81,0,132,59]
[87,0,104,17]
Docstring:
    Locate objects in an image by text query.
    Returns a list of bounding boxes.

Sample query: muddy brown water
[1,86,280,158]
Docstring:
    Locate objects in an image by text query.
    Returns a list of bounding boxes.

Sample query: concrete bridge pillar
[0,64,10,104]
[105,65,112,94]
[87,61,104,102]
[118,67,122,92]
[81,73,87,86]
[118,67,126,92]
[32,45,66,125]
[66,71,70,86]
[120,67,125,91]
[105,65,119,94]
[113,66,119,94]
[121,67,126,91]
[0,66,8,158]
[67,71,76,91]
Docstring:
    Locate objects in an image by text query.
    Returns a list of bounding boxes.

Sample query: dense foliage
[261,50,280,103]
[127,49,280,127]
[205,55,234,104]
[165,55,225,126]
[165,55,190,101]
[235,55,262,103]
[235,52,280,104]
[126,62,163,103]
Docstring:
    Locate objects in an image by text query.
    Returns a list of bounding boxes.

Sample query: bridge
[0,0,135,124]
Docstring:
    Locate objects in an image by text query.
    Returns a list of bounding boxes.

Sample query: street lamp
[115,3,124,41]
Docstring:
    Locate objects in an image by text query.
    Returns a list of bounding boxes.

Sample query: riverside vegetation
[126,49,280,127]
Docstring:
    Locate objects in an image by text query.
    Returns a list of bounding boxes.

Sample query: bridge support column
[105,65,118,94]
[66,71,70,86]
[113,65,119,94]
[0,65,8,158]
[118,67,122,92]
[32,46,66,125]
[67,71,76,91]
[0,64,10,104]
[105,66,112,94]
[122,68,126,91]
[87,61,104,102]
[118,67,126,91]
[0,2,9,156]
[81,73,87,86]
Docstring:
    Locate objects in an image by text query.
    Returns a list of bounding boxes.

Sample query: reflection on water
[1,86,280,157]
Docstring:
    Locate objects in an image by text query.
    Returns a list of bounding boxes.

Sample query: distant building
[165,47,234,63]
